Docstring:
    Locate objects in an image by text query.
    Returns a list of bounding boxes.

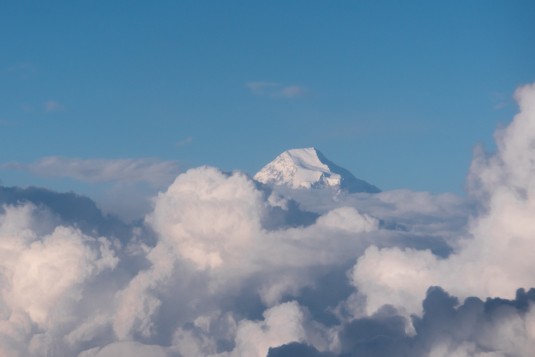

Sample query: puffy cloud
[147,166,265,270]
[148,166,380,277]
[113,166,381,343]
[315,207,377,233]
[0,204,118,356]
[351,246,439,316]
[0,156,473,355]
[228,301,307,357]
[8,227,116,327]
[351,83,535,318]
[331,287,535,357]
[0,160,469,356]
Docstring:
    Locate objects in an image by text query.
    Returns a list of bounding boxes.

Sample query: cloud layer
[3,157,180,187]
[0,84,534,356]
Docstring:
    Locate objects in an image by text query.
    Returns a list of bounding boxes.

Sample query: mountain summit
[254,148,380,193]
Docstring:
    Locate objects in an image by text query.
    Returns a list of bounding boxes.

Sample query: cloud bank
[3,157,181,187]
[353,83,535,317]
[0,83,534,356]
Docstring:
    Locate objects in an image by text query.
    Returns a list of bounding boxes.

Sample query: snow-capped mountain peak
[254,148,380,193]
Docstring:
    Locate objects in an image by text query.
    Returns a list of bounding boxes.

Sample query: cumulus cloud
[351,83,535,320]
[227,301,308,357]
[147,167,264,270]
[0,84,534,356]
[0,204,118,356]
[0,158,474,355]
[111,166,381,344]
[146,166,379,276]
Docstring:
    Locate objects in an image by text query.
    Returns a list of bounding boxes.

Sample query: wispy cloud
[43,100,65,112]
[246,81,307,98]
[246,81,279,93]
[18,101,65,113]
[279,85,306,98]
[0,118,12,126]
[2,157,181,187]
[6,62,37,79]
[492,92,510,110]
[175,136,193,147]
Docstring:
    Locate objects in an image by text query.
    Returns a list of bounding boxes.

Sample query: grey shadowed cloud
[269,287,535,357]
[0,185,132,241]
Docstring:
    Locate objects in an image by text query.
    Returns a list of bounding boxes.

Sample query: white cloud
[147,166,264,270]
[227,301,307,357]
[0,204,118,356]
[1,83,534,356]
[113,165,381,343]
[351,83,535,317]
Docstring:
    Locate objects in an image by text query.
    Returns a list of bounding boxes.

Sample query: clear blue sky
[1,1,534,194]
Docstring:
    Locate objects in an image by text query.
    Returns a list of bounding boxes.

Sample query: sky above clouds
[1,1,535,356]
[0,1,534,195]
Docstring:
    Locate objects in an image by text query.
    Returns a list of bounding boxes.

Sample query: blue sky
[1,0,534,194]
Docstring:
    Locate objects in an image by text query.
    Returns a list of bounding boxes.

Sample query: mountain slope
[254,148,380,193]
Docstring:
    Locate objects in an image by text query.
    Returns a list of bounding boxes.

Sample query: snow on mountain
[254,148,380,193]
